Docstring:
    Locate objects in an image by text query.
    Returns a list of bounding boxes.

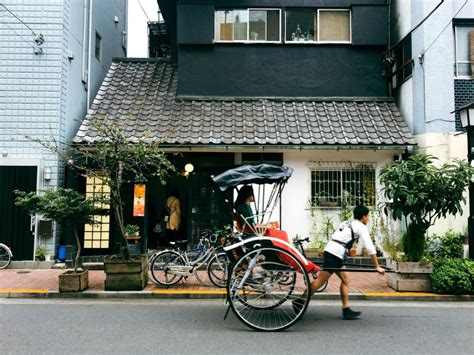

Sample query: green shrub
[430,259,473,294]
[425,230,464,259]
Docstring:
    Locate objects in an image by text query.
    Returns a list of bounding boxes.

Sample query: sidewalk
[1,268,472,301]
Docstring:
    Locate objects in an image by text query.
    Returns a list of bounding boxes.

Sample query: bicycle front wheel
[207,252,229,288]
[0,245,12,270]
[150,250,186,286]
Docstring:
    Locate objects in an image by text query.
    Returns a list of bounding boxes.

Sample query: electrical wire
[420,0,469,57]
[137,0,151,22]
[0,12,37,50]
[0,2,36,35]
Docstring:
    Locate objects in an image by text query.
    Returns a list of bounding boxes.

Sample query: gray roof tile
[74,58,417,147]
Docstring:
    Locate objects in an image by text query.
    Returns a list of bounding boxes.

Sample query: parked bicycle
[149,229,232,288]
[0,243,13,269]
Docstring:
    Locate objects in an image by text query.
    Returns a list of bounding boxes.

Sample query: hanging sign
[133,184,146,217]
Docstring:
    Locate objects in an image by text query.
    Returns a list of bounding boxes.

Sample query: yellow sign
[133,184,146,217]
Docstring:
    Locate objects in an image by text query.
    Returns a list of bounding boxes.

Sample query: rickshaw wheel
[226,246,311,331]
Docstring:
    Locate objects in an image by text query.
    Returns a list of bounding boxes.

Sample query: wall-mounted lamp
[43,167,52,181]
[1,149,7,157]
[183,163,194,176]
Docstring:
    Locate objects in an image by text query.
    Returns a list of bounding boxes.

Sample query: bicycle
[149,230,232,287]
[0,243,13,269]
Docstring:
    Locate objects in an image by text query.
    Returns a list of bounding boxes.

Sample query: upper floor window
[95,32,102,61]
[454,25,474,78]
[286,9,351,43]
[215,9,281,42]
[392,34,412,88]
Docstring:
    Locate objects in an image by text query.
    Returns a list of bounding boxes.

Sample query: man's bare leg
[309,270,332,296]
[335,270,351,308]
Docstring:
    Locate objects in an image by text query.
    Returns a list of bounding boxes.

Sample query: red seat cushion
[265,229,320,273]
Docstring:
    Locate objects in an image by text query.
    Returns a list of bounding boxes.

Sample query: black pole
[468,128,474,259]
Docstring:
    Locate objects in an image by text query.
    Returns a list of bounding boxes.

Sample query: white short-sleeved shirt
[324,220,376,260]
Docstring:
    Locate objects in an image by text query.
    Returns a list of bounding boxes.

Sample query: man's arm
[370,253,385,275]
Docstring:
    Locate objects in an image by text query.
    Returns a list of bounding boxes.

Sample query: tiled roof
[74,58,416,147]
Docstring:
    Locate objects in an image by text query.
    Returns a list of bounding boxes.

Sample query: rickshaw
[212,164,321,331]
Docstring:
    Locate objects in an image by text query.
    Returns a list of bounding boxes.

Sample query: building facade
[0,0,127,260]
[389,0,474,235]
[75,0,415,253]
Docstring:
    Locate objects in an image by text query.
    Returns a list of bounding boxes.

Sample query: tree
[379,154,474,261]
[15,189,104,272]
[27,117,176,261]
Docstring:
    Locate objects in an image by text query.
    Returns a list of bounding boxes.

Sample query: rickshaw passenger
[234,185,256,231]
[293,205,385,320]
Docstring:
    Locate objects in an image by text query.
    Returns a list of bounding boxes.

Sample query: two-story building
[0,0,128,261]
[74,0,415,254]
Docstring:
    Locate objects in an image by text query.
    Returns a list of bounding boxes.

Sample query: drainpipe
[81,0,90,87]
[87,0,94,109]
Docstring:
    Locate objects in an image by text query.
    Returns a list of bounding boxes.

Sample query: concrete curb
[0,290,473,301]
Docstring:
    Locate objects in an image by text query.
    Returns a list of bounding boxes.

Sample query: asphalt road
[1,299,473,354]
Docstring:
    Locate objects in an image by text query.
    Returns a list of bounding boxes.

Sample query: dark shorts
[322,251,344,272]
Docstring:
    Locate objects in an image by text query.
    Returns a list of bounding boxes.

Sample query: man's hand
[376,266,385,275]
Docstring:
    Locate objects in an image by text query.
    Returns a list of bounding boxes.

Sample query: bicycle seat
[169,240,188,246]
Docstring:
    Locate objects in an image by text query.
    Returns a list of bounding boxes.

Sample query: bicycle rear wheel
[207,252,229,288]
[226,246,311,331]
[150,250,186,286]
[0,245,11,270]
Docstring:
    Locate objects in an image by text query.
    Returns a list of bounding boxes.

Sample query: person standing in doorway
[165,188,181,245]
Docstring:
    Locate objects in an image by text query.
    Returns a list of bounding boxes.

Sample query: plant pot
[59,269,89,292]
[386,260,433,292]
[349,248,357,257]
[104,254,148,291]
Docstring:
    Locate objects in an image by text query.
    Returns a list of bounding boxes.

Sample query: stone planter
[59,269,89,292]
[303,248,324,258]
[104,254,148,291]
[386,259,433,292]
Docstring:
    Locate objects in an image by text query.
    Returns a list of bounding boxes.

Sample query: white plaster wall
[396,78,414,132]
[415,132,469,235]
[281,149,400,242]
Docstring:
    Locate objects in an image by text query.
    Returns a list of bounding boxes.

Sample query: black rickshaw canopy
[212,164,293,191]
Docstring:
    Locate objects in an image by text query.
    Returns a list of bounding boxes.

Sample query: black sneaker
[342,307,361,320]
[292,298,305,314]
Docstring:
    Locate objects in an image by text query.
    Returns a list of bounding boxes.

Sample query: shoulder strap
[332,221,357,250]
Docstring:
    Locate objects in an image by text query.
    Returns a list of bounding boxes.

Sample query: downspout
[87,0,94,109]
[81,0,90,86]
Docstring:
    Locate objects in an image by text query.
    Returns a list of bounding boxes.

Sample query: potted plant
[124,224,140,239]
[35,245,49,262]
[15,188,104,292]
[379,154,474,291]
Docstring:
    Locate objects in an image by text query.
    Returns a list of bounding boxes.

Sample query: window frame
[214,8,282,43]
[317,9,352,44]
[283,8,352,44]
[95,31,102,62]
[309,163,376,209]
[454,24,474,79]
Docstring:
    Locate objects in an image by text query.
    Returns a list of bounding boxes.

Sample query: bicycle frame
[163,245,221,278]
